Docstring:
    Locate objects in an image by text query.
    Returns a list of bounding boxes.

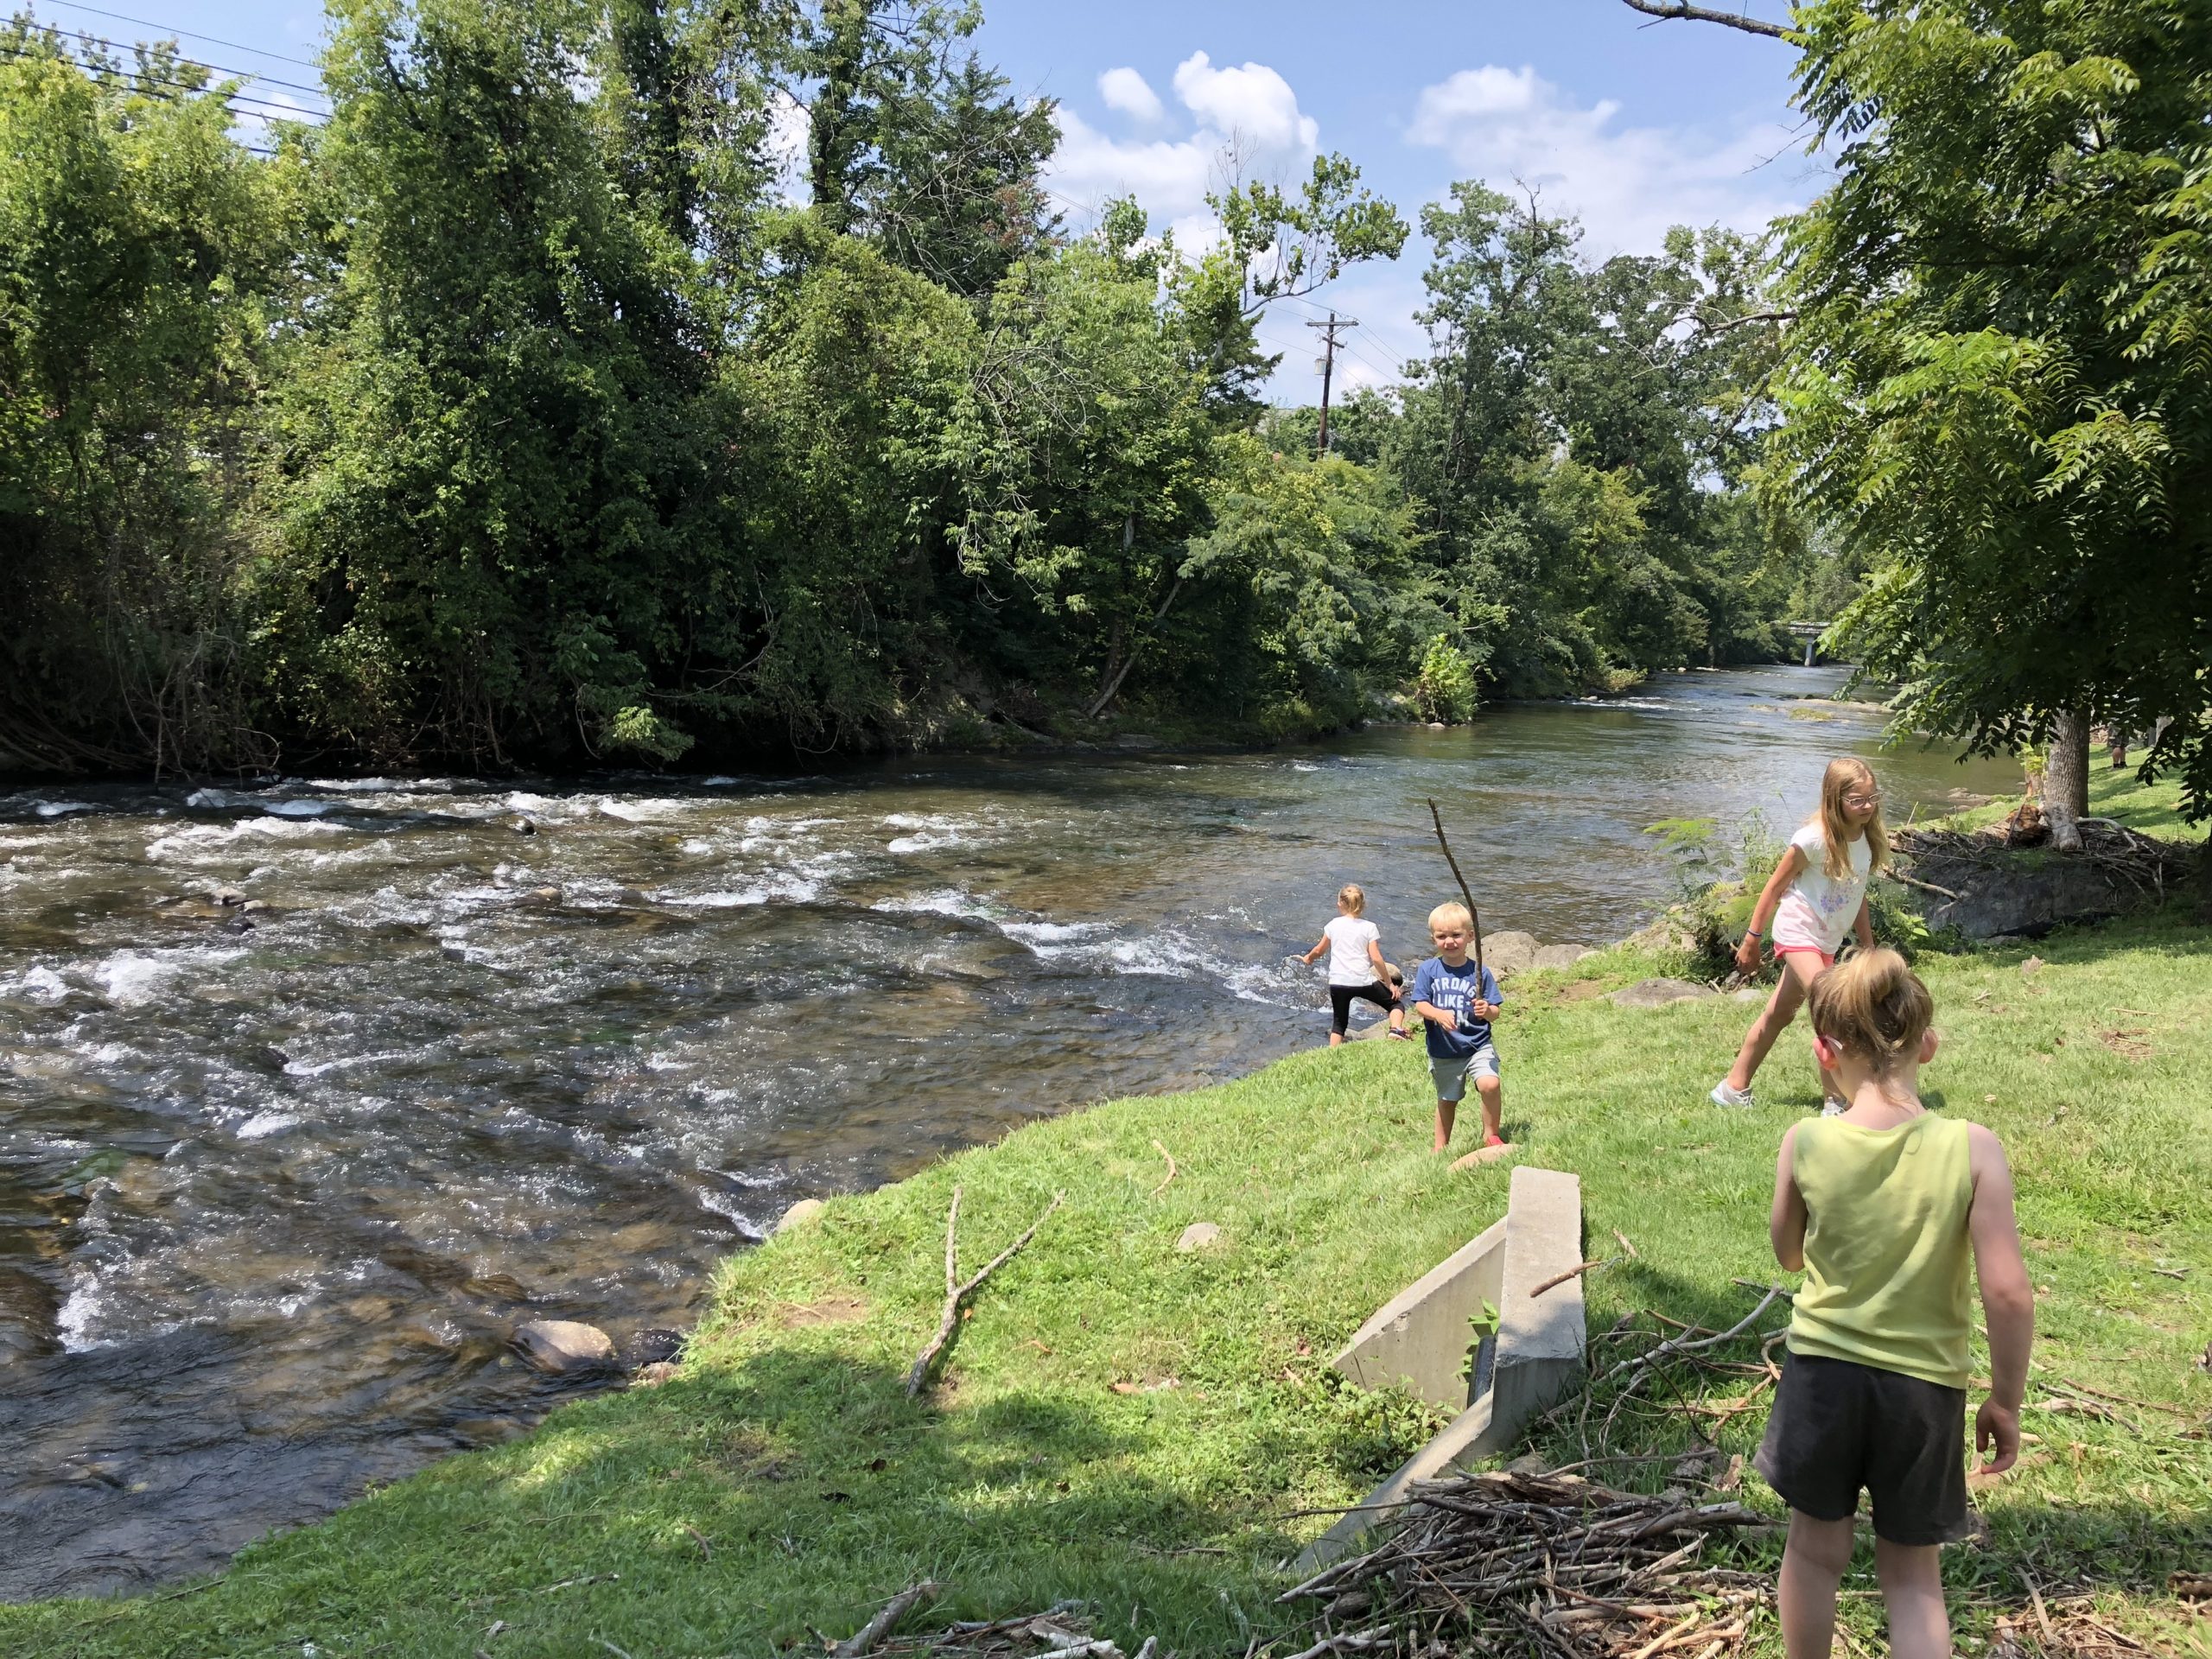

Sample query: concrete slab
[1300,1166,1585,1569]
[1332,1217,1507,1412]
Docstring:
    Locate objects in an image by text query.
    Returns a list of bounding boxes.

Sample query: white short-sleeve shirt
[1772,823,1872,954]
[1322,915,1382,985]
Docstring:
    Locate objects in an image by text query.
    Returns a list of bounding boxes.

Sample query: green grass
[6,917,2209,1658]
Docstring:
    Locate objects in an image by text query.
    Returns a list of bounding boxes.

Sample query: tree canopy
[1,0,1828,775]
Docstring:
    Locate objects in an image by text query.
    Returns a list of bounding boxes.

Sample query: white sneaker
[1821,1096,1849,1117]
[1711,1081,1755,1109]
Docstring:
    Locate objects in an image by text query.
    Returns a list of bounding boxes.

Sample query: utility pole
[1306,312,1357,454]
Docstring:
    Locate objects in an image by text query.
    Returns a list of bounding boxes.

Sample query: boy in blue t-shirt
[1408,902,1505,1153]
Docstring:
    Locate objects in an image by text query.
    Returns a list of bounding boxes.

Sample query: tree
[1768,0,2212,837]
[0,24,296,772]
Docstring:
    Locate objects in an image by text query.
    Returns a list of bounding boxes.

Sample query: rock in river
[512,1319,617,1375]
[620,1327,685,1370]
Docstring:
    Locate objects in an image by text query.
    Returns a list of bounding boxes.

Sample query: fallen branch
[1613,1230,1638,1259]
[905,1189,1065,1397]
[1598,1287,1788,1389]
[1531,1256,1620,1298]
[1889,872,1965,902]
[835,1582,940,1656]
[1148,1139,1177,1198]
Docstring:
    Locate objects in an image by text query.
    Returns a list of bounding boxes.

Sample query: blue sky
[24,0,1813,397]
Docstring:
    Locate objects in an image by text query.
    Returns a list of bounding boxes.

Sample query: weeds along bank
[6,899,2206,1658]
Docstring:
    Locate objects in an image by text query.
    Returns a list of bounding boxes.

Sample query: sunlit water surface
[0,666,2016,1598]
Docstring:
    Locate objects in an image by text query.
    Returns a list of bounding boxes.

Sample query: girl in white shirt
[1301,883,1410,1046]
[1712,758,1888,1112]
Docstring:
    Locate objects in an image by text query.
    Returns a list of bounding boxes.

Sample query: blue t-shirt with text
[1409,957,1503,1057]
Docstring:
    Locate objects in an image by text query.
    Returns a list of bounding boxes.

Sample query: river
[0,666,2018,1600]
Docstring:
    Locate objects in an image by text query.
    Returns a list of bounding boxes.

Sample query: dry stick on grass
[834,1581,940,1657]
[1530,1256,1621,1298]
[904,1188,1065,1397]
[1613,1230,1638,1259]
[1148,1139,1177,1198]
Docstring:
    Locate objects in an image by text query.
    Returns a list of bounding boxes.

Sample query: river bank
[3,666,2040,1601]
[6,854,2206,1656]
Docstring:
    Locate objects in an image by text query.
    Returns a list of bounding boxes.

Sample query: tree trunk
[2045,709,2090,853]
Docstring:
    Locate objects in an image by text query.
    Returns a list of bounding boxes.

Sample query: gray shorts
[1429,1046,1500,1102]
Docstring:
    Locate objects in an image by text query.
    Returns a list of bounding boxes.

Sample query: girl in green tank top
[1759,950,2034,1659]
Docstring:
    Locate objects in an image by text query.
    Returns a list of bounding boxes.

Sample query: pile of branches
[1279,1469,1769,1659]
[1891,821,2193,901]
[841,1590,1159,1659]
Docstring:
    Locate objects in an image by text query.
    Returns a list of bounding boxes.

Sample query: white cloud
[1097,67,1165,125]
[1170,52,1318,155]
[1047,50,1319,226]
[1408,63,1815,258]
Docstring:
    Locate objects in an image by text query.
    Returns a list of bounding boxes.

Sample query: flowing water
[0,666,2018,1599]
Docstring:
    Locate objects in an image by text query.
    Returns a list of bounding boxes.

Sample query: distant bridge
[1786,620,1832,667]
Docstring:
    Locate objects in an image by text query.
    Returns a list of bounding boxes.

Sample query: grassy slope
[8,769,2207,1659]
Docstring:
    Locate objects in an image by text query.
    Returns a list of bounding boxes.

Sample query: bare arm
[1412,1000,1455,1030]
[1769,1125,1806,1271]
[1736,845,1808,973]
[1967,1124,2034,1472]
[1300,933,1329,966]
[1367,938,1391,983]
[1853,896,1874,952]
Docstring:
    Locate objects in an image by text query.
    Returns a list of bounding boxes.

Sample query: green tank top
[1788,1113,1974,1389]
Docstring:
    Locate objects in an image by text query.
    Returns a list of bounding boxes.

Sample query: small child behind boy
[1759,949,2034,1659]
[1407,903,1504,1153]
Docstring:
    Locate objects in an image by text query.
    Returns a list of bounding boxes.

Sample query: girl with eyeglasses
[1712,756,1889,1114]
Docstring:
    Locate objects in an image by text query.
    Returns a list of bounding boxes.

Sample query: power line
[21,10,334,98]
[0,41,327,123]
[29,0,322,70]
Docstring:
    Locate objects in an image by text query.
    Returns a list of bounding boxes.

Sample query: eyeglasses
[1844,793,1881,808]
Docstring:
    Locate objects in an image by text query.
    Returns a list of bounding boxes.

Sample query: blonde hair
[1813,757,1890,880]
[1337,883,1366,916]
[1427,901,1472,934]
[1808,949,1932,1073]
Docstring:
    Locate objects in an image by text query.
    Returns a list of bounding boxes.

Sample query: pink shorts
[1774,945,1835,968]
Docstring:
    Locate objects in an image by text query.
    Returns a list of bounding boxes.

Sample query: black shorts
[1330,981,1397,1035]
[1755,1351,1970,1545]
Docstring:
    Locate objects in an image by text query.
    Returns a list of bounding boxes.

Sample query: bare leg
[1433,1097,1456,1152]
[1328,1031,1344,1047]
[1725,953,1827,1093]
[1474,1074,1503,1142]
[1777,1510,1856,1659]
[1875,1537,1949,1659]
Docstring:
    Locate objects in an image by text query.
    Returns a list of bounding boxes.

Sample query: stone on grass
[778,1198,826,1231]
[1608,977,1717,1008]
[1529,944,1593,971]
[1176,1222,1223,1252]
[2021,956,2044,976]
[512,1319,616,1375]
[1449,1141,1516,1171]
[631,1361,679,1388]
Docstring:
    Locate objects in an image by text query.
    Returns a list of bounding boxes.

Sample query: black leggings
[1330,981,1399,1036]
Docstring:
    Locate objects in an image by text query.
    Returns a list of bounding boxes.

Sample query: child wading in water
[1301,884,1408,1046]
[1408,903,1504,1152]
[1713,757,1886,1113]
[1760,949,2032,1659]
